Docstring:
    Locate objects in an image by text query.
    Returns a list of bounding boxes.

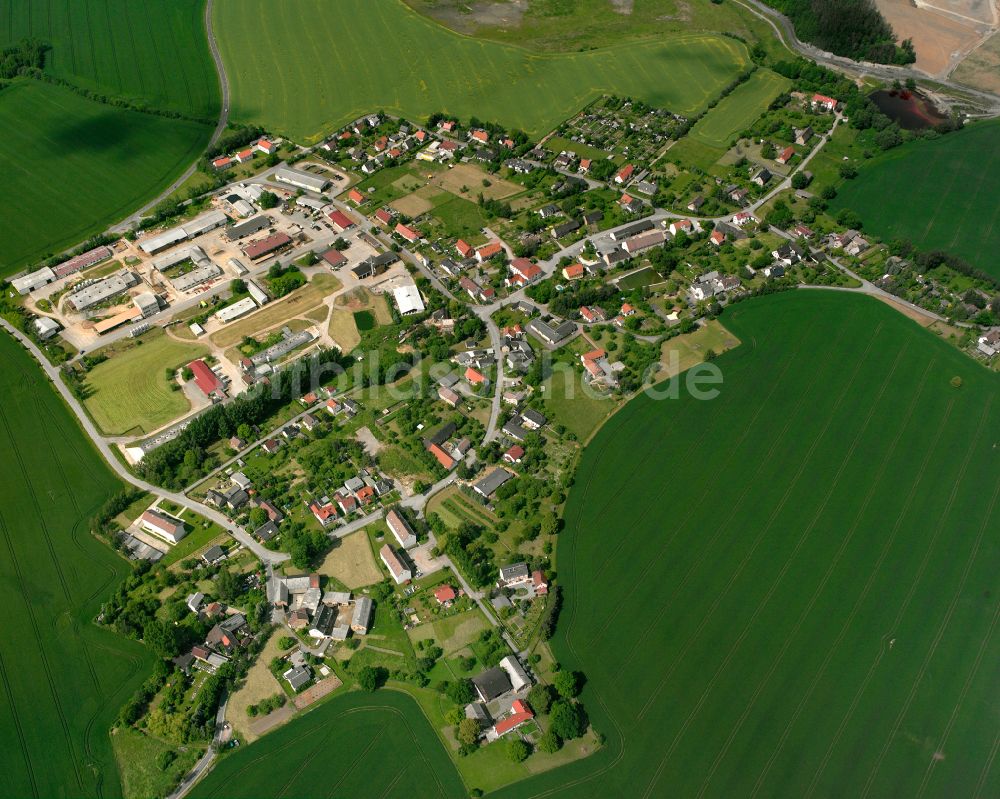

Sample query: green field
[689,68,792,148]
[504,291,999,798]
[0,79,212,275]
[832,119,1000,277]
[0,0,219,118]
[213,0,750,142]
[83,330,208,436]
[190,690,468,798]
[353,310,377,332]
[0,332,153,798]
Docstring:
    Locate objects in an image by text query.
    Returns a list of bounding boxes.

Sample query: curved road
[110,0,231,233]
[734,0,1000,112]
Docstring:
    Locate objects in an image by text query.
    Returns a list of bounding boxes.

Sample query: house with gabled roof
[380,544,412,584]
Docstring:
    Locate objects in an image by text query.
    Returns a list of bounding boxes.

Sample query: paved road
[1,318,287,564]
[734,0,1000,111]
[167,694,228,799]
[110,0,232,234]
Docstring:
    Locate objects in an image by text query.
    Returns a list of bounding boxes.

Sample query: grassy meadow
[0,0,219,118]
[213,0,750,142]
[689,68,792,148]
[0,79,211,276]
[504,290,999,798]
[83,331,207,436]
[832,118,1000,278]
[0,333,153,798]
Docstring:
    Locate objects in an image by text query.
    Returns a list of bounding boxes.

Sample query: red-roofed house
[811,93,838,112]
[356,486,376,506]
[580,306,605,323]
[212,156,233,170]
[470,129,489,143]
[709,229,726,246]
[374,208,394,226]
[433,584,457,604]
[428,443,455,470]
[348,188,365,205]
[440,120,456,132]
[336,493,358,515]
[614,164,634,184]
[321,248,346,268]
[309,501,337,527]
[476,241,503,262]
[395,222,421,243]
[532,570,548,595]
[775,145,795,165]
[579,158,592,174]
[256,139,276,154]
[669,219,694,236]
[455,239,473,258]
[562,263,585,280]
[188,360,225,398]
[415,129,427,142]
[492,700,534,737]
[620,303,637,317]
[503,445,524,464]
[373,135,389,152]
[236,148,254,163]
[328,210,356,232]
[509,258,542,285]
[465,367,488,387]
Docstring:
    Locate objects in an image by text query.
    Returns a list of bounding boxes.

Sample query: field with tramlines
[832,118,1000,278]
[0,333,153,798]
[190,691,468,798]
[0,79,211,275]
[0,0,219,118]
[213,0,750,142]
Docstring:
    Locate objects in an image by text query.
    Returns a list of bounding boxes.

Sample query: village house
[138,509,187,544]
[380,544,412,584]
[386,508,417,549]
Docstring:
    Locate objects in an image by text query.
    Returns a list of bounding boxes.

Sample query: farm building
[66,270,139,312]
[226,215,270,241]
[273,165,329,193]
[351,597,373,634]
[171,263,223,293]
[11,266,56,295]
[380,544,412,584]
[188,359,227,399]
[34,317,61,339]
[245,232,292,260]
[138,509,187,544]
[53,245,113,278]
[215,297,258,324]
[138,209,228,255]
[386,509,417,549]
[472,666,512,702]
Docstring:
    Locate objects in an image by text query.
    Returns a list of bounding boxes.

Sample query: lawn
[354,310,376,332]
[328,309,361,353]
[160,511,228,568]
[0,79,212,276]
[213,0,750,142]
[540,364,619,442]
[653,319,741,382]
[83,330,207,436]
[688,68,792,148]
[210,273,340,348]
[832,118,1000,277]
[0,332,154,798]
[316,530,384,589]
[111,726,203,799]
[504,290,1000,798]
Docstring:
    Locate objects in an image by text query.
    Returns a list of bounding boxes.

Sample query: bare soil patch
[874,0,993,76]
[430,163,523,200]
[291,675,343,709]
[953,28,1000,92]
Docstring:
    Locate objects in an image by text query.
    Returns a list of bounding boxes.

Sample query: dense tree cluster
[0,39,49,80]
[767,0,914,64]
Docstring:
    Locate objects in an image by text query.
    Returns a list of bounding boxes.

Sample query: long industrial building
[138,209,229,255]
[272,166,329,194]
[171,263,223,293]
[66,270,140,312]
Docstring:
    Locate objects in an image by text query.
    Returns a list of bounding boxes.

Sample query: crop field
[83,331,207,436]
[191,690,468,798]
[689,68,792,148]
[0,80,211,276]
[493,291,1000,798]
[0,0,219,118]
[0,333,153,798]
[832,118,1000,277]
[212,0,750,142]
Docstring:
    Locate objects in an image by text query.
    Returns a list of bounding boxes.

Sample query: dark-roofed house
[519,408,547,430]
[202,545,226,565]
[472,666,513,703]
[473,468,514,499]
[498,562,531,588]
[283,665,311,692]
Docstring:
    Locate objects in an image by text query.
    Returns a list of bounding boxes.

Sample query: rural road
[167,695,228,799]
[0,318,287,565]
[734,0,1000,112]
[110,0,231,234]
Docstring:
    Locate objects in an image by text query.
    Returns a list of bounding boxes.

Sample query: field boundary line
[974,731,1000,796]
[806,396,994,797]
[693,348,927,797]
[857,398,997,798]
[637,322,886,798]
[749,369,950,797]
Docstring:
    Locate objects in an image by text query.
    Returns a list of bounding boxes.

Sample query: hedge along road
[212,0,750,142]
